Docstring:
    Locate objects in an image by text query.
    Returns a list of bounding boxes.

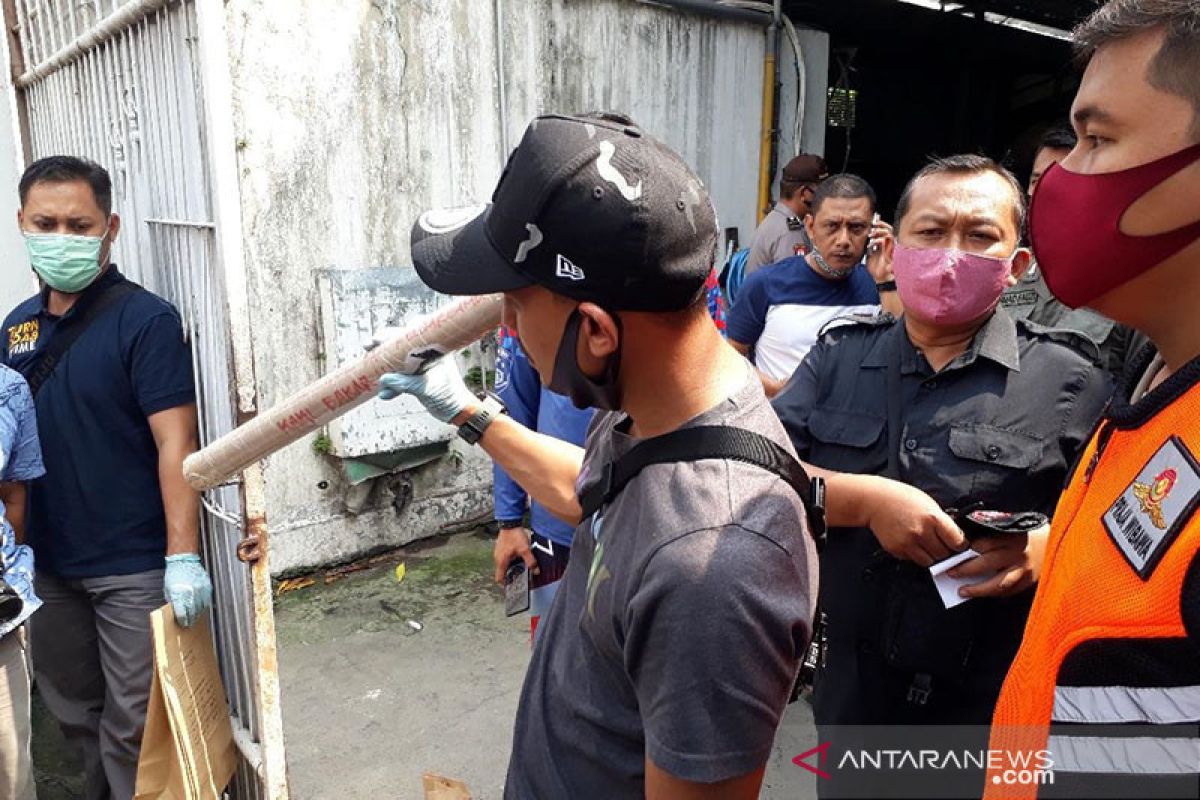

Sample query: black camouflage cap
[410,112,718,312]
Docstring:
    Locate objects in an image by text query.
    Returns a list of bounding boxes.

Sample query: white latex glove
[377,356,476,423]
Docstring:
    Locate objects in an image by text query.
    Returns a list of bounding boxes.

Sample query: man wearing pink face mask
[771,154,1112,782]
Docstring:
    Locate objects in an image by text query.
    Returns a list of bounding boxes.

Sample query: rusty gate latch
[238,515,265,564]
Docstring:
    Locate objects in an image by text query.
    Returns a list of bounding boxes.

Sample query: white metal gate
[5,1,286,796]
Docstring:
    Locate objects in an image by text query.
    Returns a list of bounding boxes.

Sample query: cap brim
[411,204,533,296]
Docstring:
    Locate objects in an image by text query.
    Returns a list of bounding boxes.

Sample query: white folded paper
[929,549,1000,609]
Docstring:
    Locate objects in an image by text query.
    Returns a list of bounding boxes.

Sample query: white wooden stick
[183,294,502,490]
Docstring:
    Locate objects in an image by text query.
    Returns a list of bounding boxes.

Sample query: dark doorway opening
[784,0,1091,214]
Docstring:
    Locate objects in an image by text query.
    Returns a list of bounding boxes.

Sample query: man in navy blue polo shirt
[2,156,212,800]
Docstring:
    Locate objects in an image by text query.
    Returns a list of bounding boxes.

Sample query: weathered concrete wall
[223,0,784,574]
[0,42,35,312]
[501,0,767,242]
[225,0,503,575]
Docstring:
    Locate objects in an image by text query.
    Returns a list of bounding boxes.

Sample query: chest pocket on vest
[948,424,1045,504]
[808,407,886,473]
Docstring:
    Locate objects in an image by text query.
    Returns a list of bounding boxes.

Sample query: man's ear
[1007,248,1033,287]
[577,302,620,362]
[16,209,23,231]
[100,213,121,266]
[804,213,816,241]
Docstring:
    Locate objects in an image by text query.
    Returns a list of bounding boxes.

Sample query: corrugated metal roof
[785,0,1097,34]
[959,1,1095,30]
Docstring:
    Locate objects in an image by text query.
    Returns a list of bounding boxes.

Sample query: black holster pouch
[0,580,22,624]
[879,558,975,686]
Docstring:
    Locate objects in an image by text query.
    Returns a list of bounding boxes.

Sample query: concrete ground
[31,690,84,800]
[30,528,819,799]
[275,529,819,800]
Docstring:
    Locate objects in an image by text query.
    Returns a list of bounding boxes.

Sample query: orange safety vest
[985,379,1200,798]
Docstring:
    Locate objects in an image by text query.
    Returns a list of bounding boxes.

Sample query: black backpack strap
[24,278,140,396]
[578,425,827,549]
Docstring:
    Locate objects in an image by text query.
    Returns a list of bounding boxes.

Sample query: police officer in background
[744,153,830,275]
[773,154,1112,795]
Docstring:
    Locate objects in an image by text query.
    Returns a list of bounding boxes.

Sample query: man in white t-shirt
[729,174,894,395]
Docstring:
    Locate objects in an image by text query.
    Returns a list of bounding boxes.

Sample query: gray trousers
[0,627,36,800]
[30,570,163,800]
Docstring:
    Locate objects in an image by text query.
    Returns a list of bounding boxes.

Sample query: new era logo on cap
[408,112,719,312]
[555,254,585,281]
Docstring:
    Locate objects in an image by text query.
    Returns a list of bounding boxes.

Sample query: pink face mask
[893,243,1013,326]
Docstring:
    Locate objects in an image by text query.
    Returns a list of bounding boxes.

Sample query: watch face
[458,399,500,445]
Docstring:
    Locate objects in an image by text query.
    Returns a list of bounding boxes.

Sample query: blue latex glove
[164,553,213,628]
[377,357,477,424]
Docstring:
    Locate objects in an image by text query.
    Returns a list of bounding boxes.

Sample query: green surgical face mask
[23,227,108,293]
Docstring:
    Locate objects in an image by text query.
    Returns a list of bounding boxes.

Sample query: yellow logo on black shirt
[6,320,38,356]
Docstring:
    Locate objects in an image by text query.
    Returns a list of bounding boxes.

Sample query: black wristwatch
[876,279,897,292]
[457,393,506,445]
[495,519,524,531]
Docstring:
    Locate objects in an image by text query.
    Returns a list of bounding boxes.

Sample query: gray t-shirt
[504,374,818,798]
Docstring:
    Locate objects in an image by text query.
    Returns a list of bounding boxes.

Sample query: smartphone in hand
[504,560,530,617]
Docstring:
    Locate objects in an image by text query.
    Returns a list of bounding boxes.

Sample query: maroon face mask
[1030,142,1200,309]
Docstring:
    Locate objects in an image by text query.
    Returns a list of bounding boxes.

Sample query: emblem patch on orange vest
[1132,468,1177,529]
[1103,436,1200,580]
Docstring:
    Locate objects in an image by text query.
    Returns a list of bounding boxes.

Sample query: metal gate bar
[8,0,283,795]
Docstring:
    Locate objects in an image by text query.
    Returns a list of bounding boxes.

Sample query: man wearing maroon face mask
[987,3,1200,797]
[771,155,1112,795]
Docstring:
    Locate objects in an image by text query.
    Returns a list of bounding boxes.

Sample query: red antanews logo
[793,742,832,779]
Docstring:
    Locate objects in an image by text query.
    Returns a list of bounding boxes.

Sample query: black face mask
[548,308,622,411]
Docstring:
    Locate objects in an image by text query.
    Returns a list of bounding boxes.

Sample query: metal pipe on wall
[14,0,172,87]
[755,0,781,221]
[638,0,771,26]
[494,0,509,156]
[650,1,785,223]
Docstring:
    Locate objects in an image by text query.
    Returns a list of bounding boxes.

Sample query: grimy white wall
[0,85,34,312]
[223,0,816,574]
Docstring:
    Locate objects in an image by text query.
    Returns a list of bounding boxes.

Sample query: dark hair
[1037,125,1079,154]
[895,154,1026,233]
[1074,1,1200,136]
[810,173,876,217]
[780,178,815,201]
[19,156,112,216]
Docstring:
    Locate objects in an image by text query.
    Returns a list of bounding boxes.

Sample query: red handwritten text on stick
[321,374,374,412]
[276,407,318,434]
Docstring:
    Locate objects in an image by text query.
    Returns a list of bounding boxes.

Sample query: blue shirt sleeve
[2,372,44,481]
[493,331,540,522]
[726,268,771,347]
[128,309,196,417]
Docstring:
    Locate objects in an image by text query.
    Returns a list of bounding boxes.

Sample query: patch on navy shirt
[1102,436,1200,580]
[6,319,38,356]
